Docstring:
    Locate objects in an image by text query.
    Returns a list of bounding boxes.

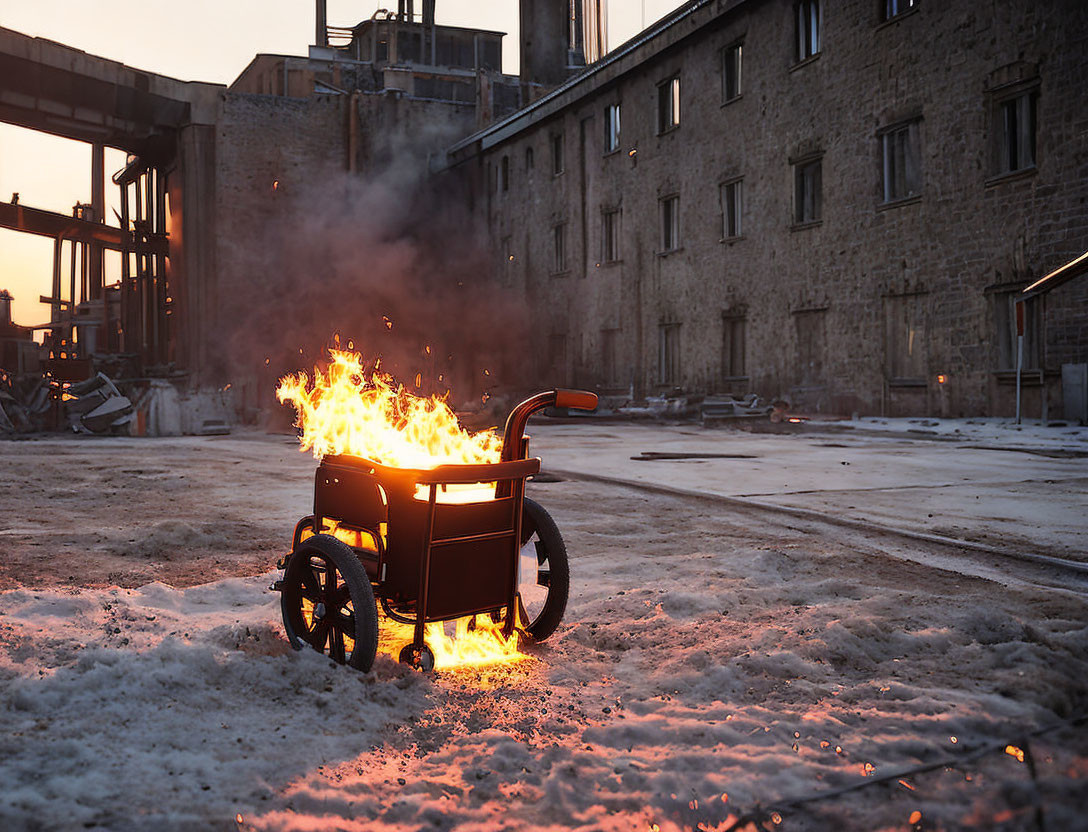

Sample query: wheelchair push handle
[500,389,598,462]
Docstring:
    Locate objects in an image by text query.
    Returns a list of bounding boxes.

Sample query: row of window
[498,0,922,192]
[524,87,1036,273]
[582,286,1036,390]
[499,5,1031,210]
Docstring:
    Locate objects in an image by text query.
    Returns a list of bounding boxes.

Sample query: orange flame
[275,348,501,469]
[379,612,525,671]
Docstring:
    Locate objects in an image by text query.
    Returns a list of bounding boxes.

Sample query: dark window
[993,291,1042,371]
[481,40,501,70]
[793,157,822,224]
[884,293,927,382]
[526,146,534,170]
[401,32,422,61]
[660,195,680,251]
[601,329,620,387]
[604,103,621,153]
[881,121,921,202]
[551,133,565,175]
[794,309,827,386]
[882,0,916,21]
[657,75,681,133]
[602,208,621,263]
[720,179,743,238]
[659,323,681,386]
[377,39,389,62]
[722,43,743,102]
[993,91,1037,175]
[796,0,821,60]
[552,223,567,273]
[722,313,747,379]
[500,155,509,192]
[457,38,474,67]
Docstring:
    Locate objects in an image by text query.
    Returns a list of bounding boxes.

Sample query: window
[884,293,927,382]
[793,157,822,224]
[602,208,621,263]
[660,195,680,252]
[551,222,567,273]
[881,120,921,202]
[657,75,681,133]
[551,133,565,175]
[722,42,743,102]
[604,103,621,153]
[796,0,821,61]
[793,309,827,386]
[658,323,681,386]
[601,329,620,387]
[722,312,747,379]
[993,291,1042,371]
[526,146,534,170]
[882,0,916,21]
[993,90,1037,176]
[500,155,510,192]
[720,179,743,238]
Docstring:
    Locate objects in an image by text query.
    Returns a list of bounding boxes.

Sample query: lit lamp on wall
[936,373,948,417]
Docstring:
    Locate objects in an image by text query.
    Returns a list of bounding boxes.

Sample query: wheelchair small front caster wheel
[399,642,436,672]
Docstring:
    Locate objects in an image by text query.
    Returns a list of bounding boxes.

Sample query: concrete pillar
[89,142,104,299]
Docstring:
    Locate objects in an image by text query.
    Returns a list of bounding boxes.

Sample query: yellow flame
[276,348,502,469]
[378,611,526,671]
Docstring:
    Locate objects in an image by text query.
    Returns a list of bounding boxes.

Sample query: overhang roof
[1021,250,1088,300]
[445,0,744,163]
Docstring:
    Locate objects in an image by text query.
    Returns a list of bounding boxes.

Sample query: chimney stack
[520,0,572,90]
[315,0,328,47]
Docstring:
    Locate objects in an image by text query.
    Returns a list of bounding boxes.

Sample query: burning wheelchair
[274,389,597,671]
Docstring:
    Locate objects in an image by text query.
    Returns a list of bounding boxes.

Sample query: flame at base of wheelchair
[378,610,527,671]
[295,519,526,670]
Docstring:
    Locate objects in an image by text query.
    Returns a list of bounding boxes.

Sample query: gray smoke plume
[216,117,531,429]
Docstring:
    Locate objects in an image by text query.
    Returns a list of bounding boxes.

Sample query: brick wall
[472,0,1088,418]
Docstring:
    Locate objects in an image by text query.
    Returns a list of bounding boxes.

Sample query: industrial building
[450,0,1088,419]
[1,0,1086,425]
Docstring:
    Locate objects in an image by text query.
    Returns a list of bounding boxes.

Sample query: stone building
[3,0,1086,420]
[449,0,1088,418]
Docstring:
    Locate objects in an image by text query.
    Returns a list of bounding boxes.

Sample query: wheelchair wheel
[517,497,570,642]
[281,534,378,672]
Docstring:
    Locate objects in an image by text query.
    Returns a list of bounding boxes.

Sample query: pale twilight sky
[0,0,685,325]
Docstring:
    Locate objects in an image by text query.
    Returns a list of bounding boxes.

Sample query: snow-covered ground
[530,417,1088,562]
[1,424,1086,831]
